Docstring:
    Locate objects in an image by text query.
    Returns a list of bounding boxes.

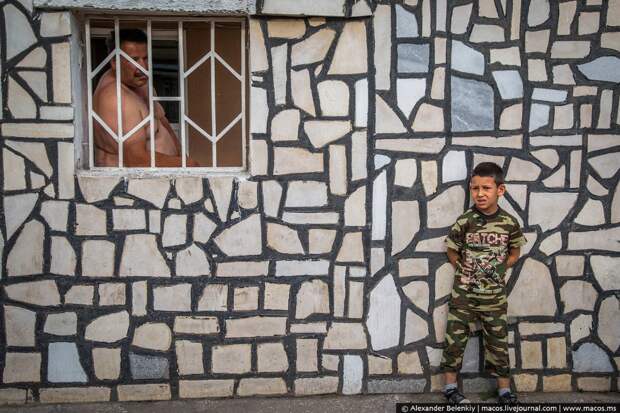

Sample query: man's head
[108,29,148,89]
[469,162,506,215]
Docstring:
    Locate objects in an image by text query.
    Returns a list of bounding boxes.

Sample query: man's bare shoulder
[93,81,118,108]
[94,80,144,115]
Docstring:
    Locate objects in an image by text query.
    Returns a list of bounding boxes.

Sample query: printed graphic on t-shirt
[446,208,527,293]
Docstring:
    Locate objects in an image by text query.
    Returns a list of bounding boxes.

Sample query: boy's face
[469,175,505,215]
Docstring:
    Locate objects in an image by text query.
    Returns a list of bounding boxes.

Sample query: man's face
[469,175,505,215]
[112,41,148,89]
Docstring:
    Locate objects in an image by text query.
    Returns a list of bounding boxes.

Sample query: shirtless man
[93,29,197,167]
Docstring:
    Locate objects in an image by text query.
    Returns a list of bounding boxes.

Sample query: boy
[440,162,526,404]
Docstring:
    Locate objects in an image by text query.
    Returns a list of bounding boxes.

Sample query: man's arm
[98,86,187,167]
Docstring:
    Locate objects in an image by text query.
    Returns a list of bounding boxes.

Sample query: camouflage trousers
[440,284,510,377]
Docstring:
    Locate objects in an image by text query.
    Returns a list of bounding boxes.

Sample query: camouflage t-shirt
[446,207,527,294]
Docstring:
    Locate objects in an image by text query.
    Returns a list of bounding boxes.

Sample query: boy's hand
[457,259,475,285]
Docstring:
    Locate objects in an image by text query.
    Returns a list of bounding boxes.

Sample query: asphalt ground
[1,392,619,413]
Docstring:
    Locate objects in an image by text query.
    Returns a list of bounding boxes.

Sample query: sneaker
[498,391,519,405]
[445,388,471,404]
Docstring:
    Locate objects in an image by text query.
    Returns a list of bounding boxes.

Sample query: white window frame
[85,16,247,172]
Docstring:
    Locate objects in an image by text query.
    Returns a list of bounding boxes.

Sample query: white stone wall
[1,0,619,405]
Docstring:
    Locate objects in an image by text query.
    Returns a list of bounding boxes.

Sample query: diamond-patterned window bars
[86,17,246,170]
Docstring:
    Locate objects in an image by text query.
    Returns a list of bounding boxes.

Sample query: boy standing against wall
[440,162,526,404]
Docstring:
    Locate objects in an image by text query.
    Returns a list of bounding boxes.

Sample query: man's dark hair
[107,29,148,53]
[472,162,505,185]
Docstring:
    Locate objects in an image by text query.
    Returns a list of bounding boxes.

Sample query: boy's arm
[446,248,460,270]
[447,247,474,275]
[505,247,521,268]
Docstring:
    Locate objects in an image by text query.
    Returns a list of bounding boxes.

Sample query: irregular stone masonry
[1,0,619,405]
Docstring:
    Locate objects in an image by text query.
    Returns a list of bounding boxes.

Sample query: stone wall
[1,0,619,406]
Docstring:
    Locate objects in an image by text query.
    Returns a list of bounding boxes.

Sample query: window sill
[76,168,251,180]
[34,0,256,15]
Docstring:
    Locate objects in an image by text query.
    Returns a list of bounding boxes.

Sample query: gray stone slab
[47,342,87,383]
[529,103,550,132]
[528,0,550,27]
[451,76,494,132]
[129,353,170,379]
[397,44,429,73]
[396,5,418,37]
[461,336,480,373]
[462,377,496,393]
[532,88,568,103]
[451,41,484,75]
[572,343,614,373]
[367,379,427,394]
[492,70,523,99]
[577,57,620,83]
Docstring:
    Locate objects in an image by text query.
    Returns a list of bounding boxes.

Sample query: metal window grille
[85,17,247,171]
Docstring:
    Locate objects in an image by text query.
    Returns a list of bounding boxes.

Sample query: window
[85,17,247,170]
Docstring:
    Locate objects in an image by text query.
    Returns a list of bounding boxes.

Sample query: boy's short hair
[472,162,505,185]
[107,29,148,53]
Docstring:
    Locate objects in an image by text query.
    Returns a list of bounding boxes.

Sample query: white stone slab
[127,179,169,208]
[4,193,38,240]
[329,144,347,196]
[176,244,210,277]
[4,305,36,347]
[329,21,367,75]
[119,234,171,277]
[271,109,300,141]
[376,138,446,153]
[251,87,268,133]
[367,274,401,351]
[451,3,472,34]
[324,322,367,350]
[318,80,349,116]
[113,209,146,231]
[275,259,329,276]
[374,5,391,90]
[50,236,76,276]
[427,186,465,228]
[397,78,426,119]
[274,147,323,175]
[337,232,364,263]
[85,311,129,343]
[375,95,406,133]
[271,44,287,105]
[528,192,578,231]
[214,214,262,256]
[305,120,351,148]
[442,151,467,183]
[391,201,419,255]
[7,220,44,276]
[598,295,620,353]
[344,186,366,227]
[291,69,316,116]
[8,77,36,118]
[133,322,172,351]
[250,19,269,72]
[590,256,620,291]
[372,171,387,241]
[291,29,335,66]
[267,223,303,254]
[508,259,557,316]
[296,279,329,318]
[343,355,363,395]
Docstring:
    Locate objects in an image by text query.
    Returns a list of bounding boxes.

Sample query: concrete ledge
[33,0,374,17]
